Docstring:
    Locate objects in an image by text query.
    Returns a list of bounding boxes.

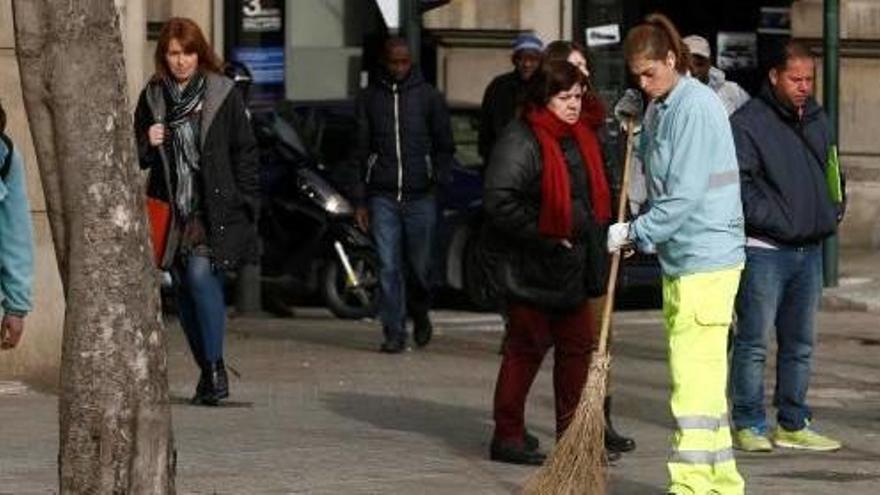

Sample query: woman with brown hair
[483,60,609,465]
[134,17,259,406]
[544,39,637,458]
[610,13,746,494]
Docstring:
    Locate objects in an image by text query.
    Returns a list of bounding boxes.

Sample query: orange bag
[146,197,171,266]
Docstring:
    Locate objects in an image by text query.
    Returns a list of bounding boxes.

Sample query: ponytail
[624,13,689,74]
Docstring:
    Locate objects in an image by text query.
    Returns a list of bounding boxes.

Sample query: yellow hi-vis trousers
[663,267,745,495]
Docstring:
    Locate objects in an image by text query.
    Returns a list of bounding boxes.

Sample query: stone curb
[821,293,870,312]
[821,283,880,314]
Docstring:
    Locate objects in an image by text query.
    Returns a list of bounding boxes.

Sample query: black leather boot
[193,367,209,403]
[524,430,539,451]
[413,312,433,348]
[490,439,546,466]
[195,360,229,406]
[605,396,636,453]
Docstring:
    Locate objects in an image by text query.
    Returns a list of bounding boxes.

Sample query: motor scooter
[253,105,379,319]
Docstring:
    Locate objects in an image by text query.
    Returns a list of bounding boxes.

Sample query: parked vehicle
[432,104,494,309]
[252,103,379,319]
[261,100,660,313]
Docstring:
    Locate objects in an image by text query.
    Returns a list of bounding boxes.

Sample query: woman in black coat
[485,61,608,465]
[544,40,637,456]
[134,17,259,406]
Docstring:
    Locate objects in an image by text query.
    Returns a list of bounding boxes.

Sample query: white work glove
[607,222,632,253]
[613,89,644,126]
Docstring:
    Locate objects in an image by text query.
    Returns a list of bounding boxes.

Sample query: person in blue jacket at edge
[0,99,35,352]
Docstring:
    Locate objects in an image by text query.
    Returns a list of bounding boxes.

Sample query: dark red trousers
[492,301,596,445]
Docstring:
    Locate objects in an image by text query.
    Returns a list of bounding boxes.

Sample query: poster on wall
[716,32,757,71]
[585,24,621,47]
[225,0,286,109]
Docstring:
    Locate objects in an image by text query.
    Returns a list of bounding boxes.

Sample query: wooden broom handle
[597,118,636,356]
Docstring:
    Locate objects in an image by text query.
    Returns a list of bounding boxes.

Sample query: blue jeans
[174,255,227,366]
[730,245,822,432]
[369,195,436,343]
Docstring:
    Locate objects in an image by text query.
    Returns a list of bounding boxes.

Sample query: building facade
[1,0,878,382]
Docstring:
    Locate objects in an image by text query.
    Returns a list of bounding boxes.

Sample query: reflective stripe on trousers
[663,266,745,495]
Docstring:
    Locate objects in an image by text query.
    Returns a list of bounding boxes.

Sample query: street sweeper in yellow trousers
[607,14,748,494]
[663,267,744,495]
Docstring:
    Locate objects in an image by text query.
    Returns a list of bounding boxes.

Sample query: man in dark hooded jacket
[478,33,543,163]
[729,40,844,453]
[353,38,455,353]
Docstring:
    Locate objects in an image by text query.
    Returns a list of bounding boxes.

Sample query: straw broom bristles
[521,353,611,494]
[521,119,637,495]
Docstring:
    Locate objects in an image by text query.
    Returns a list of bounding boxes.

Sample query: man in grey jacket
[683,35,750,115]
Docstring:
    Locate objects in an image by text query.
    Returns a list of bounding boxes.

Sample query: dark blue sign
[232,46,285,85]
[225,0,285,108]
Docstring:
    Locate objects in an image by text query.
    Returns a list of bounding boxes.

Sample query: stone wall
[424,0,570,104]
[792,0,880,248]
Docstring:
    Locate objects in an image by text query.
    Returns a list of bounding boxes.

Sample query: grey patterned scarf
[163,72,206,219]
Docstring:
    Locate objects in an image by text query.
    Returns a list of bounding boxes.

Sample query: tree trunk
[12,1,175,493]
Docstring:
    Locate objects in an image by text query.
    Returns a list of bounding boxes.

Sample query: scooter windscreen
[296,168,354,217]
[272,114,310,158]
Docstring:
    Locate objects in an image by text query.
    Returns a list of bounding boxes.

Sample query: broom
[522,118,637,495]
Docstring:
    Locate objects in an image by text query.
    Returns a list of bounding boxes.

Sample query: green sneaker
[771,425,842,451]
[733,427,773,452]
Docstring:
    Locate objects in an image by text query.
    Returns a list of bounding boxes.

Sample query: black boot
[192,367,209,403]
[379,339,407,354]
[413,312,433,348]
[524,430,540,451]
[190,354,209,404]
[195,360,229,406]
[605,396,636,453]
[490,439,546,466]
[380,327,407,354]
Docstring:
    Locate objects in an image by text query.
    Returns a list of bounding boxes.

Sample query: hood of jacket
[707,66,728,91]
[374,66,426,92]
[757,79,822,125]
[145,71,234,148]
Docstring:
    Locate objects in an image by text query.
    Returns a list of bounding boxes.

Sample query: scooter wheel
[321,248,380,319]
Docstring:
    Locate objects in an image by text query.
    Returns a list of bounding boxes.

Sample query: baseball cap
[683,35,711,59]
[512,33,543,54]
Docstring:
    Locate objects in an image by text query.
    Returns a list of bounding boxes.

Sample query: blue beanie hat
[512,33,543,54]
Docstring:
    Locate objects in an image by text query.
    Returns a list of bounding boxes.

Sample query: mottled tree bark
[12,1,175,493]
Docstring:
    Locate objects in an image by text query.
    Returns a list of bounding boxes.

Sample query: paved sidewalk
[822,248,880,312]
[1,303,878,494]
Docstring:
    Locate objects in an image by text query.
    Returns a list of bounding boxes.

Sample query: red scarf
[526,106,612,240]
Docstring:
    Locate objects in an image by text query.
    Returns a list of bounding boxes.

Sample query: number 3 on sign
[243,0,262,16]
